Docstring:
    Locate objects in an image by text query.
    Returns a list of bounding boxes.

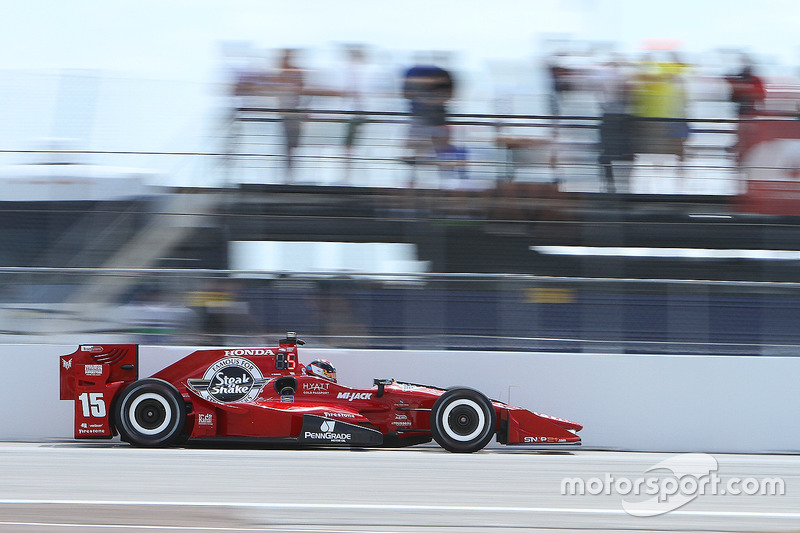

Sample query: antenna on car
[279,331,305,345]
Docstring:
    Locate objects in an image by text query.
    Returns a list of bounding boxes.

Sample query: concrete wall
[4,344,799,453]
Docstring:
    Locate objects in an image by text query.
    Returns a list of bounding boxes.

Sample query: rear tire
[114,379,186,447]
[429,387,496,453]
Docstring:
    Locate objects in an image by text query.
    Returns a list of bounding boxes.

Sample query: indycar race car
[59,333,582,453]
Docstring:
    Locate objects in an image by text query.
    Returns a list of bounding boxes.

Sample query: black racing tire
[114,378,187,448]
[429,387,496,453]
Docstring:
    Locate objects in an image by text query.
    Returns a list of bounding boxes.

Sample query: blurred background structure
[2,1,800,353]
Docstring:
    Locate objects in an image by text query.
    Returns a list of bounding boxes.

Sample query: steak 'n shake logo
[187,357,269,403]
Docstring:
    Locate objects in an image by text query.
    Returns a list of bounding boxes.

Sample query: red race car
[59,333,582,453]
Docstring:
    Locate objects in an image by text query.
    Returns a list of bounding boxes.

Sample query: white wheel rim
[128,393,172,435]
[441,398,486,442]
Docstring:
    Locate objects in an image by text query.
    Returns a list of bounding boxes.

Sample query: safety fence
[2,268,799,356]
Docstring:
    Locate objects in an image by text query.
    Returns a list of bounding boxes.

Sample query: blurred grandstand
[2,47,800,353]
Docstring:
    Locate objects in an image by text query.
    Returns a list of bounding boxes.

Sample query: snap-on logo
[187,357,269,403]
[524,436,554,443]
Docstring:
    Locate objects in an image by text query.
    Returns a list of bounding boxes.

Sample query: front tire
[430,387,496,453]
[114,379,186,447]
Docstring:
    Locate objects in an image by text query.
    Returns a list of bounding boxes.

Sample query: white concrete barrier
[3,344,799,453]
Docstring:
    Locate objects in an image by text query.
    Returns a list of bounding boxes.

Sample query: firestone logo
[324,411,356,419]
[337,392,372,401]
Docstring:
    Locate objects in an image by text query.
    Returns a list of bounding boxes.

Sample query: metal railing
[222,107,753,193]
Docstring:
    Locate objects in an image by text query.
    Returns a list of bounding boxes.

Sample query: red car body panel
[59,338,582,450]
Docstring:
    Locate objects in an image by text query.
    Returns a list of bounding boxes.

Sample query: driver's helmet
[306,359,337,382]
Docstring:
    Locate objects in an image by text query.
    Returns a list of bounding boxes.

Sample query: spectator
[401,54,456,188]
[340,44,370,183]
[631,53,690,180]
[725,55,767,164]
[273,49,307,182]
[595,56,635,193]
[661,53,691,166]
[545,52,573,118]
[726,55,766,118]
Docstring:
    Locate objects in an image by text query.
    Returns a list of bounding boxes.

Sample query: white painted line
[0,499,798,520]
[0,524,264,532]
[0,525,407,533]
[0,524,371,533]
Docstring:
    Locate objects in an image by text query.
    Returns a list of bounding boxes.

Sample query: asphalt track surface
[0,442,798,532]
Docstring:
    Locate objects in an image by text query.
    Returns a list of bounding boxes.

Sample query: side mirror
[373,378,393,398]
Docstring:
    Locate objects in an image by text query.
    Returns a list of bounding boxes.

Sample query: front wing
[497,406,582,445]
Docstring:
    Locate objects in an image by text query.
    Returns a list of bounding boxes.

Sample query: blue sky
[3,0,798,81]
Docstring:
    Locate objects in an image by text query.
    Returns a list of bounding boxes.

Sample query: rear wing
[60,345,139,439]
